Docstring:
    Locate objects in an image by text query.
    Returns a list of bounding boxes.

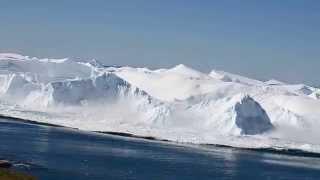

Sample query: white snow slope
[1,53,320,153]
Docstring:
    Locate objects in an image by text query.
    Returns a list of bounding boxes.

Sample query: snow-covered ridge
[1,53,320,153]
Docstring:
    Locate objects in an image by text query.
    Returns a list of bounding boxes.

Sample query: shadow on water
[0,117,320,180]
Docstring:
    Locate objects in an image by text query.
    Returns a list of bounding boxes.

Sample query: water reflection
[261,152,320,170]
[1,118,320,180]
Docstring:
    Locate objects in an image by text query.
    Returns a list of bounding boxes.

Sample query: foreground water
[0,118,320,180]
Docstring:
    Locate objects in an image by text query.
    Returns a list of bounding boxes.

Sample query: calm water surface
[0,118,320,180]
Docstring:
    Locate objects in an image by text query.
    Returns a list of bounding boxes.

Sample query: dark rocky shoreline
[0,160,36,180]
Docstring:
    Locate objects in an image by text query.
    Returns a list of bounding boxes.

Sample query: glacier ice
[0,53,320,153]
[49,73,133,105]
[234,95,273,135]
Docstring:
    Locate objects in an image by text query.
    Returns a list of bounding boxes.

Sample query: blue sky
[1,0,319,85]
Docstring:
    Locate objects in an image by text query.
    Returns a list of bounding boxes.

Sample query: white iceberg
[0,53,320,153]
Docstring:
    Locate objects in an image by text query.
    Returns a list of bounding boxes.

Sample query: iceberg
[0,53,320,153]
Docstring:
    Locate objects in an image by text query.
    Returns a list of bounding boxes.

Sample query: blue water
[0,118,320,180]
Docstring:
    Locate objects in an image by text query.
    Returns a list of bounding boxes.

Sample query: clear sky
[1,0,319,85]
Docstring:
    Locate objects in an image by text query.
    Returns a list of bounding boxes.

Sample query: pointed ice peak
[173,64,189,69]
[209,70,232,82]
[265,79,286,85]
[169,64,193,72]
[167,64,206,77]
